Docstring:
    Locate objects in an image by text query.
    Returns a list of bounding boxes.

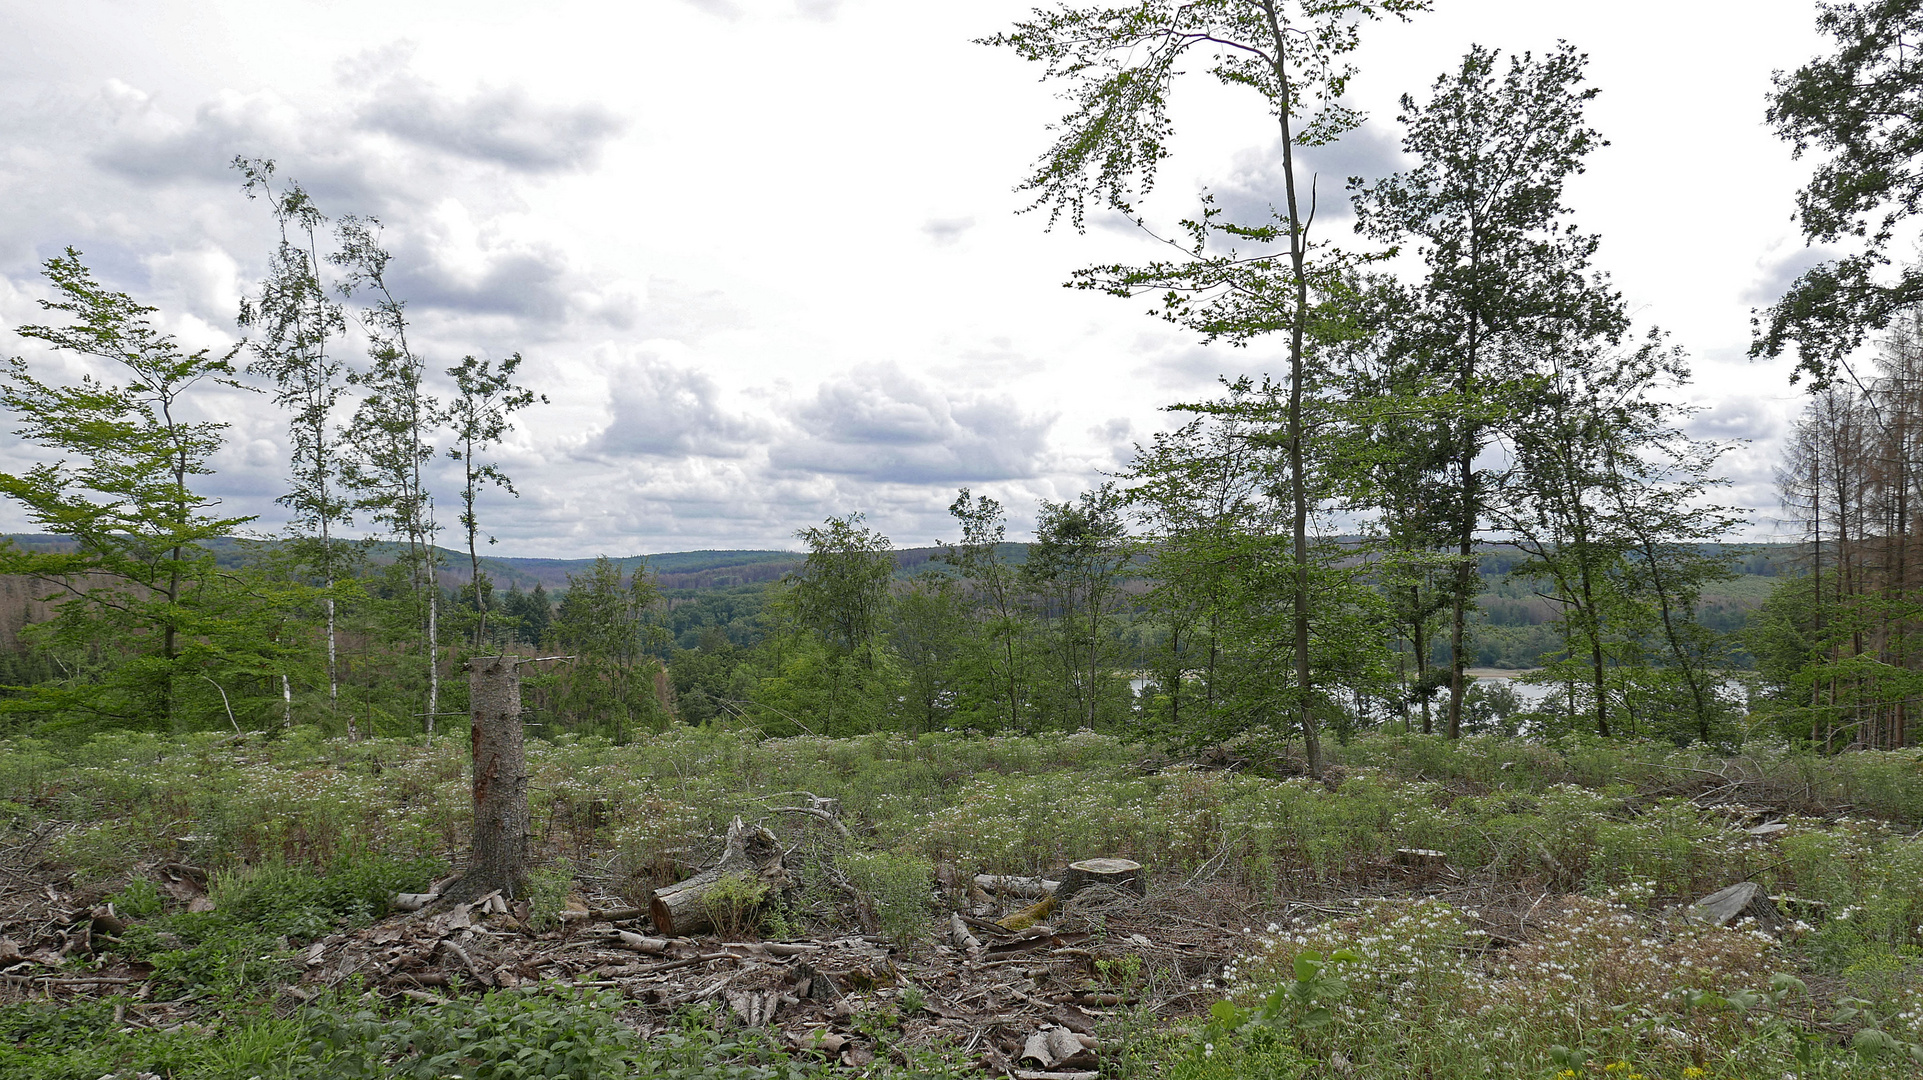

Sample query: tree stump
[650,816,790,936]
[1056,858,1144,903]
[444,656,530,903]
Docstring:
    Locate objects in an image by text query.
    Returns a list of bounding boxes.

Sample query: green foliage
[702,871,771,940]
[525,865,574,932]
[0,251,303,732]
[1755,0,1923,379]
[299,987,643,1079]
[840,850,933,947]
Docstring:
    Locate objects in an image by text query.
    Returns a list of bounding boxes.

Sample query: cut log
[1394,848,1447,870]
[559,905,644,924]
[997,896,1058,932]
[1055,859,1144,902]
[649,816,789,936]
[977,874,1061,899]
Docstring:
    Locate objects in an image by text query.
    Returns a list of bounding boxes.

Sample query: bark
[445,655,530,903]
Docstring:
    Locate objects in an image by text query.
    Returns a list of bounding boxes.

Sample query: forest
[5,1,1923,1078]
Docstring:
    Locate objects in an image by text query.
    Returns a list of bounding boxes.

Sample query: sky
[0,0,1839,556]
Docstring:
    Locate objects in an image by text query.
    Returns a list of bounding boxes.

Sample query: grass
[3,726,1923,1077]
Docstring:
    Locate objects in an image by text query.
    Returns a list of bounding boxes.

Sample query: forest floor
[3,727,1923,1078]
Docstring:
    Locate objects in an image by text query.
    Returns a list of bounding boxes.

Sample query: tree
[1490,333,1738,739]
[986,0,1428,774]
[1755,1,1923,381]
[790,514,894,659]
[770,514,897,734]
[443,354,544,646]
[500,580,552,646]
[1024,483,1132,729]
[549,557,664,740]
[333,217,445,731]
[889,574,970,733]
[0,251,265,728]
[942,489,1033,731]
[235,157,354,721]
[1126,404,1274,738]
[1350,43,1623,736]
[1127,377,1397,751]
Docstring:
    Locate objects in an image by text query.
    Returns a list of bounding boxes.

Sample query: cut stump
[1056,859,1144,903]
[444,656,530,904]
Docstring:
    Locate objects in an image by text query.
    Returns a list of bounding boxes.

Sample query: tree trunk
[426,586,440,733]
[445,655,530,903]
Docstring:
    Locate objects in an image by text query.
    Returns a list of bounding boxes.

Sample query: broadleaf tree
[333,217,445,731]
[986,0,1429,774]
[443,353,545,646]
[1755,0,1923,382]
[234,157,355,721]
[1349,43,1623,736]
[0,251,268,728]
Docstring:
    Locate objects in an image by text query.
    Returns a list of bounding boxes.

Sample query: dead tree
[445,655,531,903]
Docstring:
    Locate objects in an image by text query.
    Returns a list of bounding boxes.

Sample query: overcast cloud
[0,1,1840,554]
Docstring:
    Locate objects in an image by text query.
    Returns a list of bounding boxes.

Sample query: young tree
[942,489,1033,731]
[234,157,354,720]
[333,218,445,731]
[1126,405,1275,738]
[986,0,1428,774]
[889,573,970,733]
[1491,333,1738,738]
[1024,484,1133,729]
[1350,43,1623,736]
[443,354,545,646]
[765,514,898,734]
[0,251,261,727]
[550,556,664,740]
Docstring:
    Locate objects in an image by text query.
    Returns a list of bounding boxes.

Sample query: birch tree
[235,157,353,721]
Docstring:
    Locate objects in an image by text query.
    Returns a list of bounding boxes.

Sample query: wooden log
[649,816,789,936]
[976,874,1061,899]
[560,905,645,924]
[997,896,1058,932]
[1394,848,1447,870]
[1055,859,1144,902]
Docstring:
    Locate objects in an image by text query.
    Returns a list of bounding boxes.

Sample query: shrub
[841,851,933,946]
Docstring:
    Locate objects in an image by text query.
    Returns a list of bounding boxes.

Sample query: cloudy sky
[0,1,1836,556]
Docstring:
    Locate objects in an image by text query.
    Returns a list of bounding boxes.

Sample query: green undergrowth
[3,728,1922,1078]
[0,992,980,1080]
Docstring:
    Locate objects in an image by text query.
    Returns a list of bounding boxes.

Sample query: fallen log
[560,906,645,924]
[614,930,680,955]
[977,874,1061,899]
[650,816,789,936]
